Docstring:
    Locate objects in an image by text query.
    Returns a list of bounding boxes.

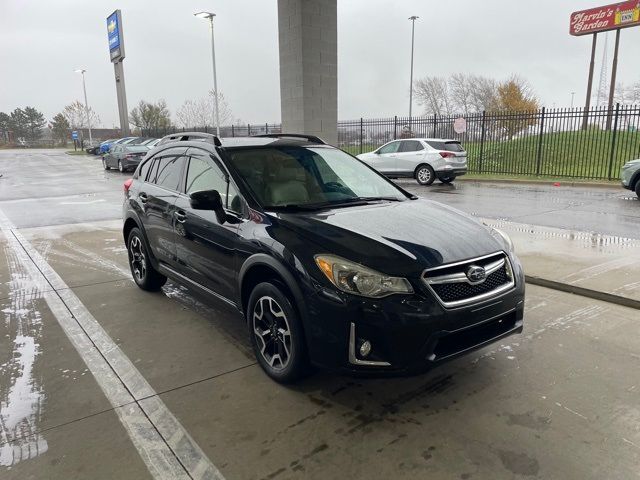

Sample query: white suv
[357,138,467,185]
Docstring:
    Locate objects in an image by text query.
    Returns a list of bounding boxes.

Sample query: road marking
[0,209,224,480]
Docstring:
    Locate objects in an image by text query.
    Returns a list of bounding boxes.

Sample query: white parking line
[0,209,224,480]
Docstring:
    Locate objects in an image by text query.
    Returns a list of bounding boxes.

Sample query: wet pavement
[0,149,639,479]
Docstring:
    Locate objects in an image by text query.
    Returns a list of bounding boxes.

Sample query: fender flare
[238,253,308,321]
[122,212,160,270]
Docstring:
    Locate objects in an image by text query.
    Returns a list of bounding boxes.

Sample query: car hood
[273,199,504,277]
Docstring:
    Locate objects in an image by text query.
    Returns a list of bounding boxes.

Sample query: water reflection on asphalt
[0,245,48,467]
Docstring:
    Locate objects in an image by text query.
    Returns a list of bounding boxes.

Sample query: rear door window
[137,159,152,180]
[147,147,188,191]
[399,140,424,152]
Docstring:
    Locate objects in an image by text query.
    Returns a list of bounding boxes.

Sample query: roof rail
[157,132,222,147]
[255,133,326,145]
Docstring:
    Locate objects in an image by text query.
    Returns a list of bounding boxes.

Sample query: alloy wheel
[417,167,431,183]
[252,296,292,371]
[118,160,124,172]
[129,236,146,282]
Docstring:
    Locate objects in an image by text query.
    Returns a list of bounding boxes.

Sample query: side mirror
[189,189,226,224]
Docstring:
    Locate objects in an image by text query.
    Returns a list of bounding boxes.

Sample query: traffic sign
[453,117,467,134]
[71,131,79,140]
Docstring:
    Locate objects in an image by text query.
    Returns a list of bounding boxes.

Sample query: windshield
[227,146,408,208]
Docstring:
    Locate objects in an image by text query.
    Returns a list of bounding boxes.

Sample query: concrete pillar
[277,0,337,145]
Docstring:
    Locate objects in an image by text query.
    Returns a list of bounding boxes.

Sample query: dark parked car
[103,144,149,172]
[85,140,102,155]
[122,132,525,383]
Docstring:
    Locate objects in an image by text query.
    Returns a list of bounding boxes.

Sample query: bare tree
[176,90,238,128]
[415,74,498,116]
[414,77,454,116]
[614,82,640,105]
[63,101,101,130]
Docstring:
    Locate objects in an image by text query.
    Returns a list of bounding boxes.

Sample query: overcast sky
[1,0,639,128]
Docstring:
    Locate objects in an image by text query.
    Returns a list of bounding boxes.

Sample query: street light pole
[195,12,220,137]
[408,16,419,122]
[75,69,93,144]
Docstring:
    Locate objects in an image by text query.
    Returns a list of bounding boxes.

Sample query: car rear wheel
[635,180,640,200]
[127,228,167,291]
[118,159,124,173]
[103,158,110,170]
[247,282,309,383]
[440,175,456,184]
[415,164,435,186]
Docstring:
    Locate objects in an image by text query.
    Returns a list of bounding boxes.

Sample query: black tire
[103,158,110,170]
[118,159,124,173]
[635,180,640,200]
[415,164,435,186]
[440,175,456,184]
[127,227,167,291]
[247,282,309,383]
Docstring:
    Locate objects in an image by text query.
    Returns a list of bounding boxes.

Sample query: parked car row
[84,136,160,173]
[84,137,160,156]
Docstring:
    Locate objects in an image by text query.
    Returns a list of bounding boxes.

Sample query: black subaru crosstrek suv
[122,132,525,383]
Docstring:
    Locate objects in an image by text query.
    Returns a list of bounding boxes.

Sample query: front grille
[431,265,509,302]
[422,252,515,308]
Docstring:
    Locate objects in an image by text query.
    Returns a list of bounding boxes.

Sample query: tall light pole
[571,91,576,108]
[408,16,419,122]
[74,69,93,144]
[195,12,220,137]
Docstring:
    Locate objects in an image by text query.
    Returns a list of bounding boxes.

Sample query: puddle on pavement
[483,218,640,252]
[0,244,48,467]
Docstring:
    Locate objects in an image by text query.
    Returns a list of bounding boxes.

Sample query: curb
[525,275,640,310]
[457,177,618,189]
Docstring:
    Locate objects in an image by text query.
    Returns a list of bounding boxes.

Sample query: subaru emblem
[466,265,486,283]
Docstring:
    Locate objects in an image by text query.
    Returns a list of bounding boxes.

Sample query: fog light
[359,340,372,358]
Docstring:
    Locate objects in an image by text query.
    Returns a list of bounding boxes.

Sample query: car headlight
[314,254,413,298]
[490,228,514,253]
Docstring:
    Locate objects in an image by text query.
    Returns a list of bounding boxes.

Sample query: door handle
[139,192,148,203]
[174,210,187,223]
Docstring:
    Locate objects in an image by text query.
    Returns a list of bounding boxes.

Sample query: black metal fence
[144,104,640,180]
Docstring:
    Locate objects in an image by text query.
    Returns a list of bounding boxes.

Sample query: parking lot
[1,149,639,479]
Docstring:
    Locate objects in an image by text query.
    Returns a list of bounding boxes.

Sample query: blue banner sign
[107,12,120,51]
[71,131,79,140]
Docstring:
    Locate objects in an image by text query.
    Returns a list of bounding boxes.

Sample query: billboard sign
[570,1,640,36]
[107,10,125,62]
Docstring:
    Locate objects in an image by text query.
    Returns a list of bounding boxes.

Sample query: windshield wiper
[266,197,402,212]
[350,196,403,202]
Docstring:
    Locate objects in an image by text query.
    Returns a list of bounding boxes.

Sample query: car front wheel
[247,282,309,383]
[127,228,167,291]
[635,180,640,200]
[118,160,124,173]
[415,164,435,186]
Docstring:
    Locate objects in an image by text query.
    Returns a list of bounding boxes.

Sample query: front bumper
[621,162,639,189]
[302,254,525,375]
